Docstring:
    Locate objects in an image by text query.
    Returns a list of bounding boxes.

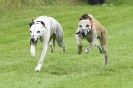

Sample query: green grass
[0,5,133,88]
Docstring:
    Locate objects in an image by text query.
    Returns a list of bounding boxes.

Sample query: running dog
[75,13,108,65]
[29,16,65,71]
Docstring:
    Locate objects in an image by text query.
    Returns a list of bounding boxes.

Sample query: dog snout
[80,29,84,33]
[81,29,86,34]
[30,38,35,42]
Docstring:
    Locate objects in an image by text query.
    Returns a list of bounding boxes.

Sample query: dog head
[29,20,46,45]
[77,19,93,37]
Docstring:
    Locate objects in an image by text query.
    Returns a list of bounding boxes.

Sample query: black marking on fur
[29,19,34,27]
[30,39,38,46]
[36,21,46,28]
[80,13,92,20]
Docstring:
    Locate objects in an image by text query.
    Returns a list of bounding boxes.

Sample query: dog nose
[30,38,35,42]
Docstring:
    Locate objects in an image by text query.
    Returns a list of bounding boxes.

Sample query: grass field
[0,4,133,88]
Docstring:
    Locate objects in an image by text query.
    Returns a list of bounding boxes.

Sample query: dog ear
[40,21,45,27]
[80,13,89,20]
[79,18,82,20]
[89,19,93,30]
[86,15,93,30]
[88,15,92,21]
[89,19,95,31]
[29,19,34,27]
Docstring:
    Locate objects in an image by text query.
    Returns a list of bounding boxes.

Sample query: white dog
[29,16,65,71]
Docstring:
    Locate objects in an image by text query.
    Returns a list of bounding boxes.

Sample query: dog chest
[85,32,94,42]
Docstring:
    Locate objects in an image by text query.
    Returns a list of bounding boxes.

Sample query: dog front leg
[85,38,96,53]
[35,41,49,72]
[75,34,82,54]
[30,44,36,57]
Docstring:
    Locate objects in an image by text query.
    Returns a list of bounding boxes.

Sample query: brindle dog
[75,13,108,65]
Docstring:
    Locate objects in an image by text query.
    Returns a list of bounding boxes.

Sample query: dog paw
[35,67,41,72]
[35,64,42,72]
[85,49,89,53]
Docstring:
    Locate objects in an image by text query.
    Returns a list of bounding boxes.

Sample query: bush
[0,0,85,9]
[0,0,132,9]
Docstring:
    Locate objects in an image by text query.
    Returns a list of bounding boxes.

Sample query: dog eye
[86,25,89,27]
[37,31,40,33]
[30,31,32,33]
[79,25,82,27]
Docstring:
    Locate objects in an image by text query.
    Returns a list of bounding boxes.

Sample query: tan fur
[90,14,108,47]
[76,13,108,65]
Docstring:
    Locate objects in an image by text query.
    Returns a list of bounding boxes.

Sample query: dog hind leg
[49,34,56,53]
[97,43,104,54]
[56,39,65,51]
[55,31,65,51]
[99,31,108,65]
[49,40,53,53]
[55,25,65,51]
[101,45,108,66]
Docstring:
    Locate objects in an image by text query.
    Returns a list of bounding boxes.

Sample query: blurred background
[0,0,132,9]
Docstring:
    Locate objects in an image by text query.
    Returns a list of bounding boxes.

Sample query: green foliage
[0,0,133,9]
[106,0,133,5]
[0,5,133,88]
[0,0,85,9]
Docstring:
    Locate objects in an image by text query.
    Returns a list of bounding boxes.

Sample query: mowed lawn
[0,5,133,88]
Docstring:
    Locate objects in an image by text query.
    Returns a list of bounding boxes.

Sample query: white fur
[75,19,98,53]
[29,16,65,71]
[30,45,36,57]
[85,49,89,53]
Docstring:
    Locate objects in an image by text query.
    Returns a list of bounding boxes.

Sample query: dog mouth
[30,38,38,45]
[80,31,87,38]
[76,30,90,39]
